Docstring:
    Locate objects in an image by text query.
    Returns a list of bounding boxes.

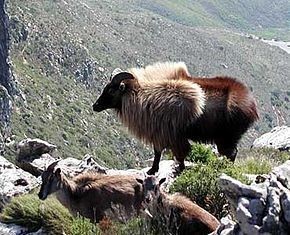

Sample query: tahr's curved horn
[47,160,61,171]
[111,68,123,79]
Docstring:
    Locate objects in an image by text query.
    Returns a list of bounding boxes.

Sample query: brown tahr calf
[38,161,143,223]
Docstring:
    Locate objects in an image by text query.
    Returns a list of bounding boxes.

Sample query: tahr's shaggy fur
[38,161,143,222]
[93,62,258,174]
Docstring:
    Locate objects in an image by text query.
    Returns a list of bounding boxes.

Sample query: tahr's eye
[108,88,115,95]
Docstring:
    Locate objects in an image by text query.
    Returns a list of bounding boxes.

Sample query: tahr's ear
[55,168,61,178]
[159,178,166,186]
[119,82,126,91]
[136,178,143,184]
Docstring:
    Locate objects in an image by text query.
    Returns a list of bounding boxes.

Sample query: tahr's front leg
[147,148,162,175]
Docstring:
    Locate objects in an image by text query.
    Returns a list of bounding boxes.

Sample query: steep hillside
[5,0,290,167]
[140,0,290,40]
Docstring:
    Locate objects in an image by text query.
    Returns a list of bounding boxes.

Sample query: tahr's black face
[92,72,135,112]
[92,82,124,112]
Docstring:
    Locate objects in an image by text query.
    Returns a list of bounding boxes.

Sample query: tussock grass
[0,194,72,234]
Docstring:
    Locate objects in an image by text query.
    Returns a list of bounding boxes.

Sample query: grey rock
[16,138,58,176]
[262,186,281,232]
[17,138,57,158]
[218,163,290,235]
[0,222,28,235]
[219,174,267,203]
[55,155,108,177]
[272,160,290,189]
[214,215,242,235]
[27,228,46,235]
[236,197,261,235]
[0,223,46,235]
[17,153,56,177]
[0,155,39,210]
[281,190,290,226]
[0,0,15,133]
[252,126,290,151]
[248,198,265,225]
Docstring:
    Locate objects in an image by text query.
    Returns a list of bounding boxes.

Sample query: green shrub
[71,216,101,235]
[187,143,216,163]
[170,157,248,219]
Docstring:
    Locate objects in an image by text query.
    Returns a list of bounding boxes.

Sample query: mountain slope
[140,0,290,40]
[6,0,290,167]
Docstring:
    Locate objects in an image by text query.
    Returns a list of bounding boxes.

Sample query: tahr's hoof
[173,164,185,176]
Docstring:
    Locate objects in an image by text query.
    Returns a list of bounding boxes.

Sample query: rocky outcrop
[217,160,290,235]
[252,126,290,151]
[0,155,39,211]
[0,0,12,92]
[15,138,193,190]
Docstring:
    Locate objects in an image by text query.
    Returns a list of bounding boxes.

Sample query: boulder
[17,153,56,177]
[16,138,57,176]
[0,156,39,211]
[17,138,57,158]
[252,126,290,151]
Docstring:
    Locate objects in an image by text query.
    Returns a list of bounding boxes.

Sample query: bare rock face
[0,155,39,211]
[252,126,290,151]
[217,160,290,235]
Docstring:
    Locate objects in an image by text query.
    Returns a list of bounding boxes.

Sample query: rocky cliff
[0,0,13,152]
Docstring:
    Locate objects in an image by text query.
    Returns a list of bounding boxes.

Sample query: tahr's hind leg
[147,148,162,175]
[216,140,238,161]
[172,140,191,174]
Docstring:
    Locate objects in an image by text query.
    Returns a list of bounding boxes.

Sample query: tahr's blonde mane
[118,62,205,150]
[128,61,190,84]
